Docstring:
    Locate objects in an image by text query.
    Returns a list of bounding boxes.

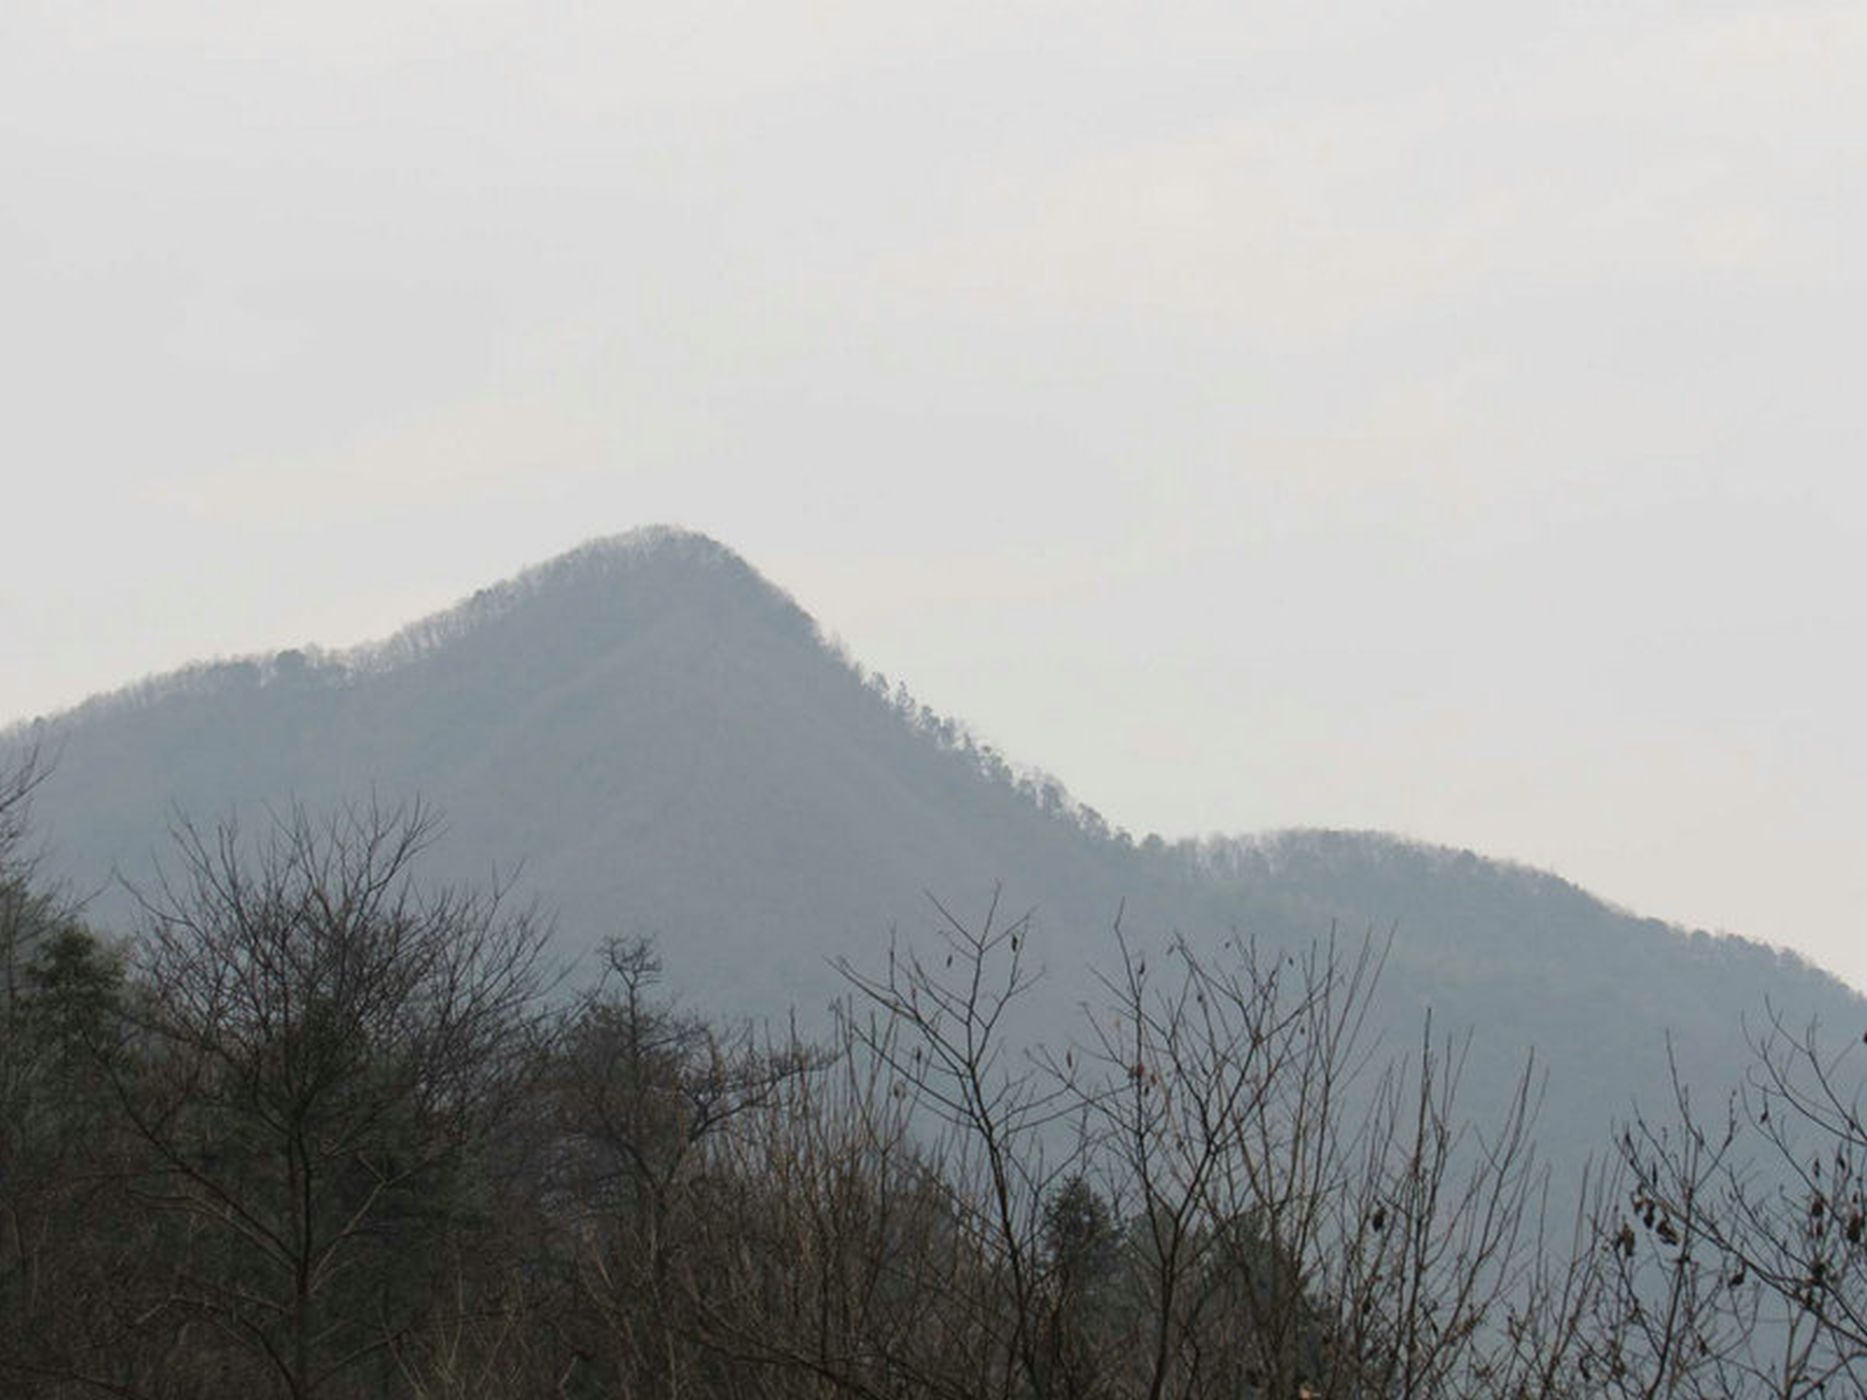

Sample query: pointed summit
[355,526,819,679]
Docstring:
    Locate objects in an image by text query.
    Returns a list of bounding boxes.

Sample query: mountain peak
[352,526,817,676]
[531,524,744,577]
[8,527,816,736]
[449,524,769,613]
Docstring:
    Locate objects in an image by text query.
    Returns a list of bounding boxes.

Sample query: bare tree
[666,900,1584,1400]
[548,936,818,1399]
[678,942,1011,1400]
[1057,926,1568,1399]
[97,799,554,1400]
[1597,1013,1867,1398]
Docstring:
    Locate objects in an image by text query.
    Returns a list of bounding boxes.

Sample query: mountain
[6,526,1858,1172]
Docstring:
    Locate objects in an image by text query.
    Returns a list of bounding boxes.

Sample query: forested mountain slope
[7,527,1858,1167]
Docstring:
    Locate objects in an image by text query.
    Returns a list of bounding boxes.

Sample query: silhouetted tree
[100,799,553,1399]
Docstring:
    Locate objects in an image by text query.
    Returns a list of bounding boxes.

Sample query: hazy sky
[5,2,1865,987]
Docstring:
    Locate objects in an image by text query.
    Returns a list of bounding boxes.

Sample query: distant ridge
[7,529,1860,1189]
[8,527,805,726]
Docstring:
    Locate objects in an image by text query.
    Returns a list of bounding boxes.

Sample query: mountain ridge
[6,528,1859,1181]
[12,522,1763,958]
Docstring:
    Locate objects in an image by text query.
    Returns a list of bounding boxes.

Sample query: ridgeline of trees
[7,750,1867,1399]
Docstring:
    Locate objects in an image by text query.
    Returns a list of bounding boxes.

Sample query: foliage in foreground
[3,756,1866,1398]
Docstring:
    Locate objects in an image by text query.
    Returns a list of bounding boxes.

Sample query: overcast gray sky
[5,1,1865,987]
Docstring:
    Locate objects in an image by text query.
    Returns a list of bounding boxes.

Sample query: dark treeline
[5,755,1867,1399]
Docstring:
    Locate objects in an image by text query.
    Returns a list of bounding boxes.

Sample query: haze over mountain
[6,527,1858,1171]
